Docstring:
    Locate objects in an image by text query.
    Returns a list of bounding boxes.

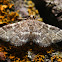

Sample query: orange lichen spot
[7,12,19,21]
[37,18,43,21]
[2,0,10,5]
[28,1,33,4]
[17,58,20,61]
[0,22,4,24]
[0,47,4,51]
[31,7,35,11]
[32,11,36,16]
[9,55,15,59]
[22,55,31,62]
[15,60,20,62]
[27,1,34,8]
[8,4,14,8]
[0,16,5,19]
[57,58,62,62]
[15,58,22,62]
[24,0,27,2]
[4,52,7,56]
[35,10,39,14]
[47,49,55,54]
[0,5,8,11]
[29,49,32,51]
[33,54,45,62]
[0,0,2,3]
[28,8,31,13]
[51,55,62,62]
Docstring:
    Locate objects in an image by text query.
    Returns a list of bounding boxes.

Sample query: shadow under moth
[0,19,62,47]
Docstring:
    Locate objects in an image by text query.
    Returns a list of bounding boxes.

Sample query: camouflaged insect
[0,19,62,47]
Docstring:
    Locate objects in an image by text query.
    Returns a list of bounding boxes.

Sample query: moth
[0,19,62,47]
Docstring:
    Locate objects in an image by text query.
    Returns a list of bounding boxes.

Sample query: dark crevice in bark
[32,0,62,29]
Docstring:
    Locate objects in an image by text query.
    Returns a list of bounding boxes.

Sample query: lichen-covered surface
[45,0,62,22]
[0,0,42,25]
[0,0,19,24]
[11,0,43,21]
[0,0,62,62]
[45,0,62,16]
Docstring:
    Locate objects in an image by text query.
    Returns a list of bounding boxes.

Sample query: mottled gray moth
[0,19,62,47]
